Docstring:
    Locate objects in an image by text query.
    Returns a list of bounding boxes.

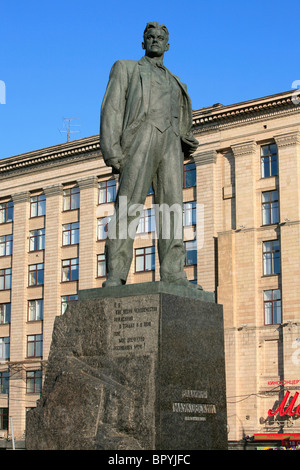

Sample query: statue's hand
[106,157,124,174]
[181,133,199,157]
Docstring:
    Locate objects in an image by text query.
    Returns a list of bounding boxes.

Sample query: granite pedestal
[26,282,227,450]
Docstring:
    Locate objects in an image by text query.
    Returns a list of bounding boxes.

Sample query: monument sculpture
[25,22,227,451]
[100,21,200,288]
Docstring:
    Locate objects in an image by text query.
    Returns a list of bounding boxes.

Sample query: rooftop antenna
[59,118,80,142]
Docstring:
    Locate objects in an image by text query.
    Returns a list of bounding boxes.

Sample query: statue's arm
[100,61,128,171]
[178,82,199,157]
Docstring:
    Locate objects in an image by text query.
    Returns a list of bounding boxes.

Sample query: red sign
[268,391,300,417]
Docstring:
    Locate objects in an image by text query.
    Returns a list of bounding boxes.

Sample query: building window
[28,263,44,287]
[0,268,12,291]
[0,408,8,430]
[135,246,155,272]
[27,334,42,358]
[0,372,9,394]
[0,201,13,224]
[62,222,79,246]
[261,144,278,178]
[63,186,80,211]
[28,300,43,322]
[183,201,196,226]
[262,190,279,225]
[264,289,281,325]
[97,254,106,278]
[26,370,42,394]
[0,304,11,324]
[62,258,79,282]
[185,240,197,266]
[183,163,196,188]
[98,179,116,204]
[61,294,78,315]
[137,208,155,234]
[263,240,280,275]
[30,194,46,218]
[0,235,12,257]
[97,216,112,240]
[0,338,10,361]
[29,229,45,252]
[148,184,154,195]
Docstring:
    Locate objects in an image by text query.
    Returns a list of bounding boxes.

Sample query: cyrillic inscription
[172,403,216,414]
[110,297,159,355]
[172,389,217,423]
[182,390,207,399]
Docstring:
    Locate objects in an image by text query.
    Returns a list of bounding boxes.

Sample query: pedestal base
[26,282,227,450]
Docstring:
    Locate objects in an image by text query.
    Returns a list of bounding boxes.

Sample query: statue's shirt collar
[142,55,166,71]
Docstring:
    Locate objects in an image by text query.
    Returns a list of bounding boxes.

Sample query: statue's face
[142,28,169,58]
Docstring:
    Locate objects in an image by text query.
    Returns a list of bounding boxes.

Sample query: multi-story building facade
[0,88,299,449]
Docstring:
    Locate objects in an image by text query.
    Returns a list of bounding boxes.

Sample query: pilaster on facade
[43,184,63,359]
[193,149,218,292]
[78,176,98,290]
[193,149,217,167]
[77,175,98,191]
[274,131,300,380]
[274,130,300,223]
[231,140,257,229]
[9,191,31,441]
[231,141,257,158]
[11,191,30,205]
[274,130,300,149]
[274,130,300,318]
[43,183,63,199]
[10,191,30,361]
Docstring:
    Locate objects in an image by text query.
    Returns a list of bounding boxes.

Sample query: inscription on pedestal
[172,389,217,423]
[109,295,159,356]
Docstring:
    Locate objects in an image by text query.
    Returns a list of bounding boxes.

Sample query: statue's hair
[143,22,169,41]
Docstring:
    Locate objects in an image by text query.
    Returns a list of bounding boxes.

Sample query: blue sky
[0,0,299,159]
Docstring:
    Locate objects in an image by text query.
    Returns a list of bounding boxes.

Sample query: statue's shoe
[102,278,124,288]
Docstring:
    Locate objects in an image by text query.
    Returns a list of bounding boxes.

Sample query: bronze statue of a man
[100,22,200,288]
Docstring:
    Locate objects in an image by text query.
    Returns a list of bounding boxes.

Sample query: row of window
[0,202,197,258]
[0,143,280,225]
[98,202,197,240]
[0,236,198,291]
[0,294,79,325]
[0,334,42,361]
[0,284,283,330]
[97,240,197,277]
[0,262,76,291]
[0,143,280,226]
[0,193,279,258]
[0,235,280,291]
[0,190,279,260]
[0,369,42,396]
[0,163,197,225]
[0,223,79,255]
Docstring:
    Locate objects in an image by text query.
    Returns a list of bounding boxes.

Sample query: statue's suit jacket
[100,56,198,165]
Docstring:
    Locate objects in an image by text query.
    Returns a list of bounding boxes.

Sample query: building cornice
[0,90,299,179]
[0,135,101,178]
[192,90,300,132]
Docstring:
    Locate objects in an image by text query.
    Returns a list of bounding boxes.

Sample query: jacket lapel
[137,55,192,133]
[138,57,151,114]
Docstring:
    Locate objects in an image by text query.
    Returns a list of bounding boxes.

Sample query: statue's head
[142,22,170,58]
